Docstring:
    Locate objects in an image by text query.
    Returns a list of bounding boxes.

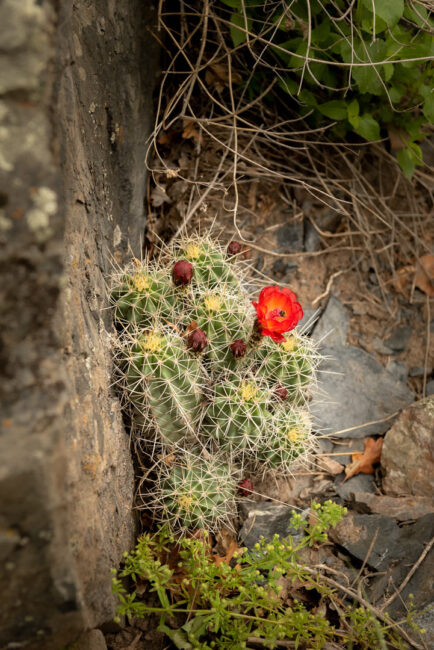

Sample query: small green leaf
[158,624,193,650]
[397,148,416,179]
[278,76,298,95]
[347,99,360,127]
[230,13,252,47]
[383,63,394,82]
[353,113,381,141]
[424,97,434,122]
[317,100,348,120]
[362,0,404,29]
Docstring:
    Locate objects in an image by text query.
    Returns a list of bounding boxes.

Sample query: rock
[331,513,434,617]
[385,325,412,352]
[318,456,344,476]
[427,379,434,396]
[409,366,433,377]
[349,492,434,521]
[276,219,304,253]
[238,502,307,548]
[381,397,434,498]
[386,360,408,384]
[75,630,107,650]
[412,602,434,649]
[372,336,395,355]
[0,2,156,648]
[311,296,349,346]
[310,345,414,438]
[272,258,298,278]
[334,473,376,499]
[304,221,321,252]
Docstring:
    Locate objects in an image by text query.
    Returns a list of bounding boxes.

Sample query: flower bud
[274,384,288,401]
[187,328,207,352]
[238,479,253,496]
[230,338,247,358]
[172,259,194,286]
[227,240,242,256]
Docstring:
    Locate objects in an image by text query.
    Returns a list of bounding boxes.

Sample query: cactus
[152,450,238,533]
[254,332,317,403]
[256,408,314,472]
[188,289,254,372]
[111,233,319,533]
[121,329,204,445]
[111,262,177,326]
[204,376,273,461]
[175,236,244,291]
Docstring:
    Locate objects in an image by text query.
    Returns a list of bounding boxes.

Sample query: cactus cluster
[111,234,319,534]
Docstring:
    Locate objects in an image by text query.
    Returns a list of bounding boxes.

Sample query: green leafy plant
[112,501,419,649]
[221,0,434,178]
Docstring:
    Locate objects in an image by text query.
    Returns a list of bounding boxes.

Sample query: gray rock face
[310,345,414,438]
[311,296,349,346]
[276,219,304,252]
[238,502,306,548]
[0,2,156,648]
[381,397,434,498]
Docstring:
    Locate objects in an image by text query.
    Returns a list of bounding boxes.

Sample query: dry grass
[145,0,433,312]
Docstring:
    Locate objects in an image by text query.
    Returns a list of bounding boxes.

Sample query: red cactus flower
[238,479,253,496]
[227,240,242,256]
[187,328,207,352]
[172,259,194,286]
[252,286,303,343]
[230,339,247,358]
[274,385,288,401]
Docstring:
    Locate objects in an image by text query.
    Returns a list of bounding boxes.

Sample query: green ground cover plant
[222,0,434,177]
[112,501,424,649]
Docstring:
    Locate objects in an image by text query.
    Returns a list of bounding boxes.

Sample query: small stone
[409,365,432,377]
[227,240,242,256]
[238,502,308,548]
[230,339,247,358]
[318,456,344,476]
[381,397,434,498]
[384,325,412,352]
[172,259,193,286]
[75,630,107,650]
[386,360,408,383]
[187,328,207,352]
[372,336,394,355]
[334,473,375,499]
[276,221,304,253]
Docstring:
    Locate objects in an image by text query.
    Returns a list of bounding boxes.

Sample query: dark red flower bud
[274,384,288,401]
[230,339,247,358]
[187,328,207,352]
[172,259,194,286]
[227,240,242,256]
[238,479,253,497]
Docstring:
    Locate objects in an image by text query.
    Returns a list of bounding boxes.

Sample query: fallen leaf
[158,129,177,146]
[151,184,172,207]
[185,321,198,335]
[344,437,383,482]
[205,63,243,92]
[182,119,202,144]
[392,264,414,296]
[415,254,434,297]
[213,528,242,566]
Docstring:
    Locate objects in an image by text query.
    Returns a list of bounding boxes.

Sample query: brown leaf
[157,129,177,146]
[393,264,414,296]
[185,320,198,335]
[213,529,242,567]
[182,119,202,144]
[344,437,383,482]
[415,254,434,297]
[205,63,243,92]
